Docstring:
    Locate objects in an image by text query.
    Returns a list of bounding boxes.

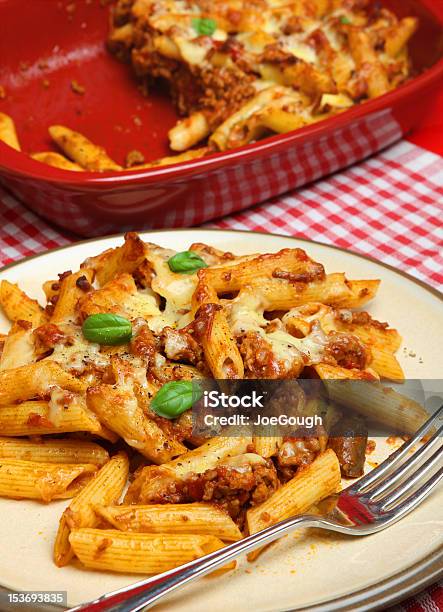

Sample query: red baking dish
[0,0,442,237]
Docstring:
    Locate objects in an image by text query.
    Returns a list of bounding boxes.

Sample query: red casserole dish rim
[1,48,443,186]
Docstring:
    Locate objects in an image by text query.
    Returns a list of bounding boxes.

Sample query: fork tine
[381,465,443,521]
[365,424,443,501]
[349,404,443,494]
[379,445,443,511]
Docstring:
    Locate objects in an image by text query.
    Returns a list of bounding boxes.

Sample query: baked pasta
[0,233,428,573]
[109,0,418,152]
[0,2,418,171]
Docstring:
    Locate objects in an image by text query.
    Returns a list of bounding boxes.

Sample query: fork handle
[69,515,321,612]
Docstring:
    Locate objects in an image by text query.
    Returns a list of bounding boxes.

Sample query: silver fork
[70,405,443,612]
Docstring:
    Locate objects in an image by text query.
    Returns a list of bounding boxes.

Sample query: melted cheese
[320,93,354,109]
[221,453,267,468]
[125,291,175,333]
[148,250,197,326]
[228,292,327,367]
[48,388,71,427]
[163,330,190,359]
[174,38,209,65]
[51,326,109,373]
[286,43,318,64]
[266,326,327,366]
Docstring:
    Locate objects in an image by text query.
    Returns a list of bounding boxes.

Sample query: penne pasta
[49,125,122,172]
[247,450,340,534]
[200,248,325,293]
[315,364,429,435]
[0,399,115,439]
[69,529,234,574]
[87,382,187,463]
[0,361,88,406]
[0,437,109,466]
[334,280,381,309]
[370,346,405,381]
[385,17,418,58]
[83,232,146,287]
[192,278,244,378]
[54,452,128,566]
[253,436,282,458]
[0,460,97,502]
[95,502,243,541]
[130,147,209,169]
[0,323,35,370]
[243,274,355,310]
[168,112,210,152]
[51,269,94,324]
[348,30,390,98]
[31,152,85,171]
[0,280,46,326]
[126,436,252,503]
[0,112,20,151]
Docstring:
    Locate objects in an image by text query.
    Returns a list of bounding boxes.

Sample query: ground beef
[136,461,279,527]
[324,331,369,370]
[16,319,33,330]
[183,462,279,525]
[147,409,194,445]
[75,275,92,292]
[259,43,298,66]
[190,65,256,129]
[58,270,72,282]
[272,264,325,284]
[122,24,256,128]
[33,324,66,349]
[276,437,322,482]
[130,324,158,365]
[327,417,368,478]
[160,326,204,366]
[337,310,389,330]
[239,331,306,378]
[112,0,135,27]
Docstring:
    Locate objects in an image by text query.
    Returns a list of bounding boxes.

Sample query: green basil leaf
[168,251,208,274]
[82,313,132,345]
[151,380,203,419]
[340,16,351,24]
[192,17,217,37]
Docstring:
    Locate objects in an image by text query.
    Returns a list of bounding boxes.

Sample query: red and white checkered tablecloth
[0,138,442,610]
[0,140,442,288]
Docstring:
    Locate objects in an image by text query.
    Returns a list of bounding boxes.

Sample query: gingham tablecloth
[0,138,442,610]
[1,140,442,289]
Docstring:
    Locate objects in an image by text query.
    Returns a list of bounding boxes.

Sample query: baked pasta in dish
[0,2,418,172]
[109,0,418,152]
[0,233,429,574]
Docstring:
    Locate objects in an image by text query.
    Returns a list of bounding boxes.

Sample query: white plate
[0,229,442,612]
